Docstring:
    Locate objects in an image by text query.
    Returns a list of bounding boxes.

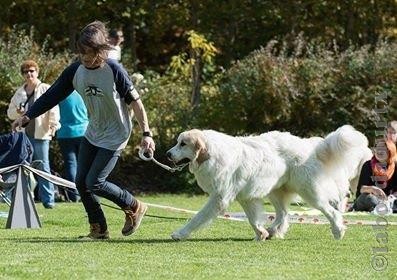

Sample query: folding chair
[0,175,14,206]
[0,181,14,206]
[0,132,34,205]
[0,132,77,228]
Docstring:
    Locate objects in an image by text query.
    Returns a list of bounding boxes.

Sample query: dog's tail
[315,125,371,169]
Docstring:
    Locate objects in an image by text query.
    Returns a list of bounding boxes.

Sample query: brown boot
[79,223,110,240]
[122,200,148,236]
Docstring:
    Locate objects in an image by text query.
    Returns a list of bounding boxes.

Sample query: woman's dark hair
[109,29,122,39]
[76,21,112,60]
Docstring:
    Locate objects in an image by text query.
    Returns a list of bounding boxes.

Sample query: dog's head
[166,129,209,166]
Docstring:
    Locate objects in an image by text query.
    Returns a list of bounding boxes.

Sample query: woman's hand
[11,115,30,132]
[141,136,155,154]
[16,107,25,115]
[371,186,387,200]
[49,126,57,136]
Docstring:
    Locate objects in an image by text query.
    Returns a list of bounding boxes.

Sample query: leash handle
[138,148,187,172]
[138,148,154,161]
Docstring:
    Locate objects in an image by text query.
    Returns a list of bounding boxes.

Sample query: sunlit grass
[0,194,395,280]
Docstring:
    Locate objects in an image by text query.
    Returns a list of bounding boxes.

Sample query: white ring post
[6,166,41,229]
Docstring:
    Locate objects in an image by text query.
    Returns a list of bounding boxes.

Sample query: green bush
[201,40,397,140]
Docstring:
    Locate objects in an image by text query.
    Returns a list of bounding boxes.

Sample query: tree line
[1,0,396,72]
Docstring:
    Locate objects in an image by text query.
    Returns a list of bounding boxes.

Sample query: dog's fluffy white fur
[166,125,372,241]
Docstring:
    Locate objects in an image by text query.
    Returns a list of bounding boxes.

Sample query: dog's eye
[180,141,186,147]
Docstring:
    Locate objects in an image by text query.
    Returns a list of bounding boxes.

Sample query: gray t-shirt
[26,60,140,151]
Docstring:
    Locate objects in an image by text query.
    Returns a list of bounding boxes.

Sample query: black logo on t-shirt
[85,86,104,97]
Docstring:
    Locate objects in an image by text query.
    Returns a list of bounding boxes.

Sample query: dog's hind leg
[238,198,269,241]
[267,189,294,239]
[298,189,346,240]
[317,203,345,240]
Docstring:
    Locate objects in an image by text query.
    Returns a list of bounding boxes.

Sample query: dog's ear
[195,135,209,165]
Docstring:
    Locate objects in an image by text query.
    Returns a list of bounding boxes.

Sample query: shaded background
[0,0,396,193]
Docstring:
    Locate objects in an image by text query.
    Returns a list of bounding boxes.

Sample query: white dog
[166,125,372,241]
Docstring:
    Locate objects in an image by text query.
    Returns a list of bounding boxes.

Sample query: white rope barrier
[144,202,397,226]
[145,202,246,222]
[0,164,20,174]
[23,165,76,189]
[0,164,76,190]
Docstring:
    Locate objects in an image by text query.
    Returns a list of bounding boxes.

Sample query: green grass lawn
[0,194,396,280]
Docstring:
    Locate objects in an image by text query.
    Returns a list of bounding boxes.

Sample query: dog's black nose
[166,151,172,159]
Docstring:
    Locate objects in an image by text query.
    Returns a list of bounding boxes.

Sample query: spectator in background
[353,140,397,212]
[387,121,397,145]
[108,28,124,62]
[7,60,60,209]
[57,90,88,202]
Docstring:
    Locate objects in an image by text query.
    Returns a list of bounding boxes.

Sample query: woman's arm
[130,99,155,152]
[48,105,61,135]
[7,91,24,120]
[131,99,150,133]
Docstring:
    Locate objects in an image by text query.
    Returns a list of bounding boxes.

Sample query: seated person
[353,140,397,212]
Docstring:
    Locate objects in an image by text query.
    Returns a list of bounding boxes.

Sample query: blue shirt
[26,60,140,151]
[57,90,88,139]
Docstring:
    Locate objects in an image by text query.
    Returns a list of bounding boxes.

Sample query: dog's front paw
[266,227,276,239]
[255,229,269,241]
[171,230,189,241]
[332,225,346,240]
